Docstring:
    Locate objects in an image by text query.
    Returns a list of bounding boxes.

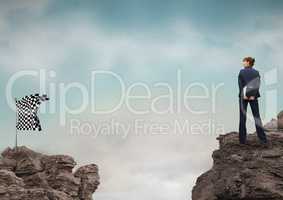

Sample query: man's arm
[255,72,261,97]
[249,73,260,100]
[238,72,244,98]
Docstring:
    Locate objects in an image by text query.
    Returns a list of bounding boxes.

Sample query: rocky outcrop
[74,164,100,200]
[0,146,100,200]
[192,119,283,200]
[264,118,277,130]
[278,111,283,129]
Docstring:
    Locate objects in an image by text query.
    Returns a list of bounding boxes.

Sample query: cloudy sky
[0,0,282,200]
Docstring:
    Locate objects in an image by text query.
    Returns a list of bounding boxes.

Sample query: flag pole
[15,98,18,149]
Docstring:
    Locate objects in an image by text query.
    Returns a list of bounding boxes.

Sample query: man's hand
[243,96,255,100]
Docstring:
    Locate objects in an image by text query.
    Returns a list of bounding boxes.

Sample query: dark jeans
[239,98,267,144]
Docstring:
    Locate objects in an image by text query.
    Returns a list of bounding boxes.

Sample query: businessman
[238,57,268,146]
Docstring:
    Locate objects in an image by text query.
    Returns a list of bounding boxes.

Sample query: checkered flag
[15,94,49,131]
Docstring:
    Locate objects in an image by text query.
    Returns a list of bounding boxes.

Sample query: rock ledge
[0,146,100,200]
[192,130,283,200]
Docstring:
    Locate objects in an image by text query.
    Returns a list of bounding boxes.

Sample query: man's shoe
[239,141,248,146]
[260,141,270,148]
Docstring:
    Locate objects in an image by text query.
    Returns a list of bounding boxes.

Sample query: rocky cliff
[192,127,283,200]
[0,146,100,200]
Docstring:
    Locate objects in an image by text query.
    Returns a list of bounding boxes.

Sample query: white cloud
[0,14,241,77]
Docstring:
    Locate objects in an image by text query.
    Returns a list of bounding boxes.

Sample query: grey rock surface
[0,146,100,200]
[264,118,278,130]
[192,130,283,200]
[278,111,283,129]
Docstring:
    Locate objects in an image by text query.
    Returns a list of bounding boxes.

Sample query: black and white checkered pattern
[16,94,49,131]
